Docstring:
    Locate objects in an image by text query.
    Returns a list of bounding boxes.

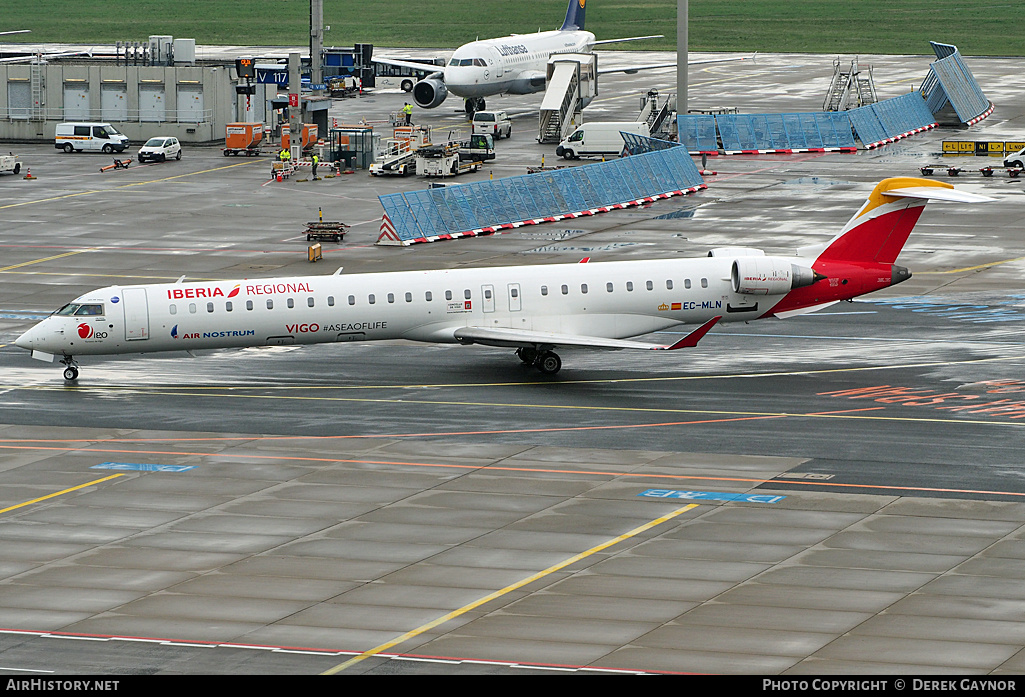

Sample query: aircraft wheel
[516,347,537,364]
[535,351,561,375]
[63,366,79,381]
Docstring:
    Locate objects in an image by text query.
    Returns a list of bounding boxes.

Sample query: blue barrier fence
[378,146,706,244]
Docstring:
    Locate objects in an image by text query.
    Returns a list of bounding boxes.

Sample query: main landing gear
[60,355,79,381]
[516,347,562,375]
[464,97,486,118]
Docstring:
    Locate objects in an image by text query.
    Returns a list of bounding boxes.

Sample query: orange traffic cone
[23,167,35,180]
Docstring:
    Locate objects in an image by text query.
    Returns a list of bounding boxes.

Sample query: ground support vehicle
[370,125,431,176]
[0,153,21,175]
[556,121,650,159]
[305,221,348,242]
[138,137,181,163]
[458,133,496,162]
[471,110,512,139]
[55,122,130,153]
[223,123,264,156]
[415,142,483,177]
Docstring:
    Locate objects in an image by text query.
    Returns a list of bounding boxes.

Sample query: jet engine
[412,77,448,109]
[731,257,822,295]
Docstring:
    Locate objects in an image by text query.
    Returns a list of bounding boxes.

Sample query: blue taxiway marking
[640,489,785,504]
[92,462,196,472]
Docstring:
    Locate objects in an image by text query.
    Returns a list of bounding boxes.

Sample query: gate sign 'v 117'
[15,178,991,381]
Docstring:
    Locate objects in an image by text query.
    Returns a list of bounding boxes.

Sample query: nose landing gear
[60,355,79,381]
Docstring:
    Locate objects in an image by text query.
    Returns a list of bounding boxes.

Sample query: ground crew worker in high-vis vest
[311,153,319,178]
[402,102,413,125]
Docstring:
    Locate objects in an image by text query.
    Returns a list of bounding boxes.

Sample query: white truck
[556,121,650,159]
[415,142,484,177]
[0,153,22,176]
[1004,146,1025,169]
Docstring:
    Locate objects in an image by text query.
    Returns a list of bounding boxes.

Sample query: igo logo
[77,323,107,340]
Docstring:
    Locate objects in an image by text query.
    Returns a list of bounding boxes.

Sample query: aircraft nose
[15,326,35,350]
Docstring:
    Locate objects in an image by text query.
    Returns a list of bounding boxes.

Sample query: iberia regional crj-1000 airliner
[14,178,990,381]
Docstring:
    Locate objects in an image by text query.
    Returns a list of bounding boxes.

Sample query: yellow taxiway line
[321,503,700,674]
[0,473,126,515]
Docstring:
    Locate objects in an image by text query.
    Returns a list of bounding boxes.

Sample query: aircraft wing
[453,316,720,351]
[596,54,754,76]
[0,50,92,64]
[590,35,664,46]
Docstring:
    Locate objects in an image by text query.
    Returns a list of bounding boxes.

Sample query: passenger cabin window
[388,293,395,304]
[627,281,634,291]
[425,291,433,301]
[169,305,177,315]
[405,292,412,303]
[266,299,273,310]
[226,301,233,312]
[246,300,254,311]
[666,280,674,290]
[541,285,548,296]
[606,282,613,293]
[308,297,315,308]
[685,279,691,289]
[464,289,471,300]
[207,302,214,313]
[189,303,197,314]
[445,290,453,301]
[328,296,335,307]
[561,285,569,295]
[368,294,376,305]
[701,278,708,288]
[580,284,588,294]
[348,295,355,306]
[287,298,294,309]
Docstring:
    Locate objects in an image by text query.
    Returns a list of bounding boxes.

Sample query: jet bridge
[537,53,596,144]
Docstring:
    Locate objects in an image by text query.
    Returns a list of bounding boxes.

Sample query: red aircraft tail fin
[810,177,990,266]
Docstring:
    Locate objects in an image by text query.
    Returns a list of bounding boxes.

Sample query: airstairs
[638,89,677,140]
[537,53,596,144]
[823,57,877,111]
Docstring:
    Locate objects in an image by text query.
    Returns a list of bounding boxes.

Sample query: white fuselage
[16,258,782,358]
[444,29,593,98]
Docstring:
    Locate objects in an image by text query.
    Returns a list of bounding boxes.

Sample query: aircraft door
[482,284,495,313]
[508,283,521,312]
[121,287,150,341]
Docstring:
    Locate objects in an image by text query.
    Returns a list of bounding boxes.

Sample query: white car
[138,137,182,163]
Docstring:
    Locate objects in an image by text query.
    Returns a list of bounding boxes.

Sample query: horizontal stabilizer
[881,187,994,203]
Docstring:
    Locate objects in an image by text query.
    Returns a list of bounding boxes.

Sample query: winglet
[663,316,721,350]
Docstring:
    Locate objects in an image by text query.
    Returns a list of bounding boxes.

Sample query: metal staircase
[823,57,877,111]
[537,53,596,144]
[638,89,677,139]
[30,60,45,121]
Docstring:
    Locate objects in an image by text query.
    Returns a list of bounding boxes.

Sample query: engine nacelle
[731,257,820,295]
[412,78,448,109]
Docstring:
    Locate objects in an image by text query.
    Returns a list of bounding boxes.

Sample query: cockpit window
[54,304,79,316]
[473,58,487,67]
[448,58,459,66]
[74,304,104,316]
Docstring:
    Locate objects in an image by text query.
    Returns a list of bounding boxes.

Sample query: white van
[55,122,130,153]
[1004,146,1025,169]
[556,122,650,159]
